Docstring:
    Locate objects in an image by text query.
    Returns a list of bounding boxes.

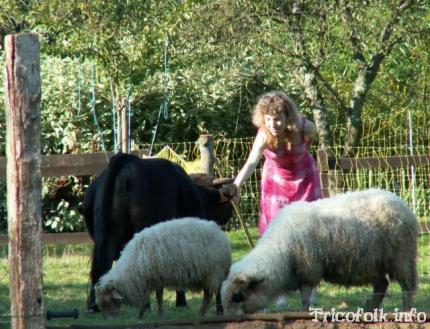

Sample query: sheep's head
[221,273,268,314]
[95,280,123,318]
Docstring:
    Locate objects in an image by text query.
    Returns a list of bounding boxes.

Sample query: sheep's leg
[364,276,389,311]
[138,294,152,319]
[215,287,223,315]
[398,259,417,311]
[300,286,313,310]
[176,290,188,308]
[139,301,150,316]
[199,289,212,317]
[309,287,318,305]
[401,287,415,312]
[156,289,164,315]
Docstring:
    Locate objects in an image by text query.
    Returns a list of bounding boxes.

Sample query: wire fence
[0,135,427,234]
[0,115,428,273]
[145,135,430,278]
[144,137,430,230]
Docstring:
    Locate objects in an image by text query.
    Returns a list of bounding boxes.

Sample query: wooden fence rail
[0,150,429,246]
[317,150,430,198]
[0,150,149,178]
[317,150,430,171]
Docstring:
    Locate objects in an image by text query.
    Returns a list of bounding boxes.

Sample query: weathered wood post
[4,33,44,329]
[112,89,130,154]
[316,148,345,197]
[120,102,129,153]
[316,149,330,198]
[198,134,215,176]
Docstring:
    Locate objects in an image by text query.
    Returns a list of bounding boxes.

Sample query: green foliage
[27,1,182,84]
[1,0,428,143]
[0,1,428,232]
[42,176,86,233]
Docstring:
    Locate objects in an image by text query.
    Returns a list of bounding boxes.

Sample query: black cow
[84,152,234,312]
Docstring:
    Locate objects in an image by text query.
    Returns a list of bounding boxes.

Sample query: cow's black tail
[99,152,139,235]
[83,177,98,240]
[88,152,139,311]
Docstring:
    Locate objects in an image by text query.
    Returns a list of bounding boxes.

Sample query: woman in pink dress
[233,90,321,307]
[234,90,322,234]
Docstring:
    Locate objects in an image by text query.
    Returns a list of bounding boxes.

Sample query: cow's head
[190,174,236,226]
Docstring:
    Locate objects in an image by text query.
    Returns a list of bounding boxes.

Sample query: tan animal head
[95,280,123,318]
[221,273,268,314]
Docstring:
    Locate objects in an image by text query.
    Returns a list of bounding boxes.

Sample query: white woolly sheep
[95,218,232,318]
[221,189,418,314]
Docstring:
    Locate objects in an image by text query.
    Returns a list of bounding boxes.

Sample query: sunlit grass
[0,230,429,328]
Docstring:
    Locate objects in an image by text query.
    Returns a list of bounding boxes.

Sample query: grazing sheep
[95,218,231,318]
[221,189,418,314]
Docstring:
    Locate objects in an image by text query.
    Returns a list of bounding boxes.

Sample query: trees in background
[0,0,428,149]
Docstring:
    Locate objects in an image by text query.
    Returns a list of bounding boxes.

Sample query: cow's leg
[175,290,187,308]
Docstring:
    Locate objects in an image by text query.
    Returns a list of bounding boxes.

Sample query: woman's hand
[219,183,240,204]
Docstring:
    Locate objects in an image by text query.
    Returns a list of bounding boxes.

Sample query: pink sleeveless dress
[258,118,322,235]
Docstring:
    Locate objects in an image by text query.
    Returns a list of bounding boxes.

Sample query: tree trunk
[4,33,44,329]
[291,3,343,196]
[343,58,383,157]
[301,68,344,195]
[302,70,332,150]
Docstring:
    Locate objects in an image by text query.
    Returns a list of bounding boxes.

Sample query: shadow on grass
[276,278,430,313]
[44,292,221,327]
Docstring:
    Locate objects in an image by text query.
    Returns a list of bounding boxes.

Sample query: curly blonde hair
[252,91,300,150]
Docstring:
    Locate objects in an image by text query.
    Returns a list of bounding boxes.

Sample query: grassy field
[0,229,429,328]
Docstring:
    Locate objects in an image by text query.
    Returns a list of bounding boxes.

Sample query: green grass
[0,230,429,328]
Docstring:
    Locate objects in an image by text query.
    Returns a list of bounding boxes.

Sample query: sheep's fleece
[95,217,232,317]
[221,189,418,314]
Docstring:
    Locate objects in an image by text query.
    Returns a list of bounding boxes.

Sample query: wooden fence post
[316,149,330,198]
[4,33,44,329]
[316,148,345,197]
[120,101,129,153]
[198,134,215,176]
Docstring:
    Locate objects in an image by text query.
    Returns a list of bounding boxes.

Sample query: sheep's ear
[112,289,123,301]
[248,278,264,290]
[233,274,247,286]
